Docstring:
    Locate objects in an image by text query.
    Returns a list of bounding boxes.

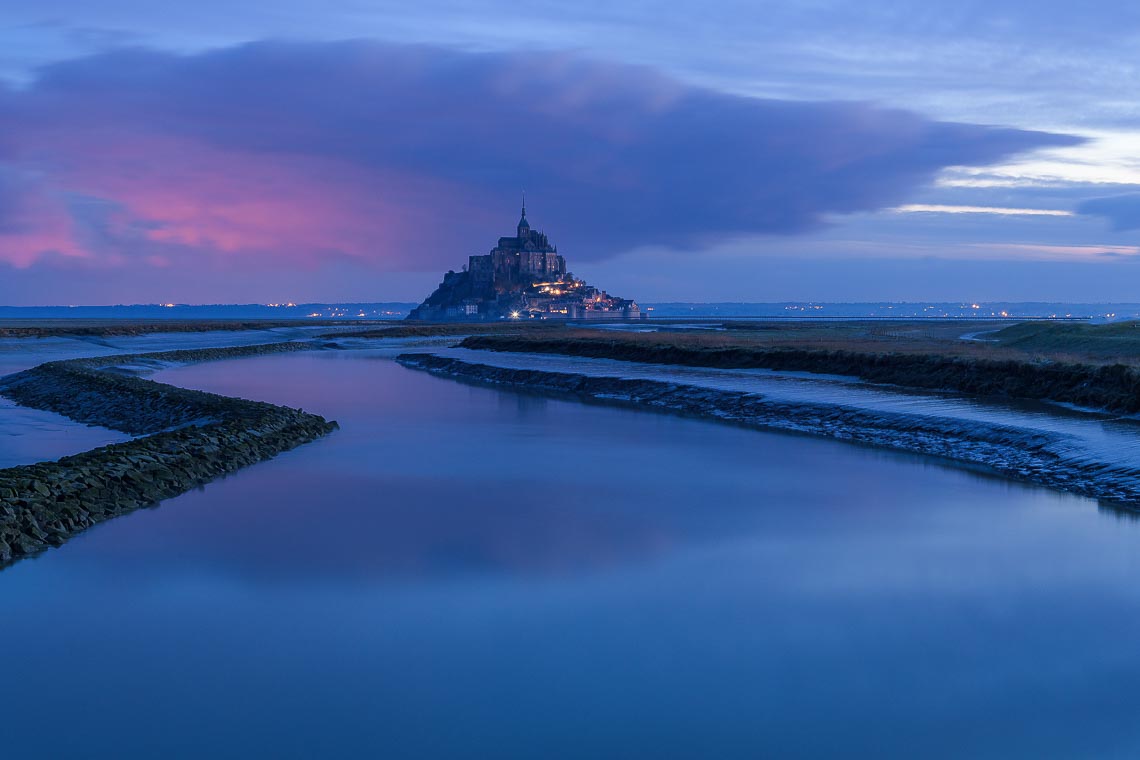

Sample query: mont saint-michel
[408,202,640,321]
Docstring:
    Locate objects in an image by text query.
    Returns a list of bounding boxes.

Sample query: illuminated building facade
[408,200,639,322]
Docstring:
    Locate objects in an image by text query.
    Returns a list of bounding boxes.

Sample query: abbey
[407,200,639,321]
[469,203,567,292]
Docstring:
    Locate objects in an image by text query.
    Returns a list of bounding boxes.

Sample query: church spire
[517,192,530,237]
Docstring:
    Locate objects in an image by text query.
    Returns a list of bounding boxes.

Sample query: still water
[0,327,330,467]
[4,351,1140,758]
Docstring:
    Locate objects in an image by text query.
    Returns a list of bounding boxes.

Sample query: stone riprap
[0,342,338,567]
[397,353,1140,507]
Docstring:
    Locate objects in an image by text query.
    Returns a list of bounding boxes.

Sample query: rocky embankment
[398,353,1140,506]
[0,342,337,567]
[459,336,1140,414]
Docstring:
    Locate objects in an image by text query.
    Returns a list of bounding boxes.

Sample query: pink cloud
[0,40,1079,303]
[0,167,88,267]
[5,128,476,271]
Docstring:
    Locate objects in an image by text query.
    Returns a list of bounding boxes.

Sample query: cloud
[0,163,87,265]
[1077,193,1140,231]
[0,40,1080,300]
[891,205,1073,217]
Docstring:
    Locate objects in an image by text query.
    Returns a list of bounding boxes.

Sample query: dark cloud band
[1,40,1081,280]
[1077,194,1140,231]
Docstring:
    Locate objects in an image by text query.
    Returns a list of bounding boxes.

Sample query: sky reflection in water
[3,352,1140,758]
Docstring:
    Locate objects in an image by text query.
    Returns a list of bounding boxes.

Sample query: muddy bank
[398,353,1140,506]
[459,335,1140,413]
[0,342,338,567]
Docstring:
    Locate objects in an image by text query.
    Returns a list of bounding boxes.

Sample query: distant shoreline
[0,319,384,339]
[0,299,1137,322]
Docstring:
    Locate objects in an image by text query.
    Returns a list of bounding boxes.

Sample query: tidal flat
[4,321,1140,756]
[4,347,1140,757]
[6,319,1140,564]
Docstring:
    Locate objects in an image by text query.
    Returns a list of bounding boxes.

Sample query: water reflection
[0,397,131,468]
[4,352,1140,758]
[420,346,1140,478]
[0,327,331,466]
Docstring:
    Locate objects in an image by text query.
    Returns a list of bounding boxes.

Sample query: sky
[1,1,1139,305]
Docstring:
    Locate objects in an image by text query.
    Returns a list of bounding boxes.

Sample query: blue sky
[1,0,1137,304]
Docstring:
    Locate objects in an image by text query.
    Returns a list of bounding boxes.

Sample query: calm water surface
[0,327,327,467]
[0,396,131,467]
[4,351,1140,758]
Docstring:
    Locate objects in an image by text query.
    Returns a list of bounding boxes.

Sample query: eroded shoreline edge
[397,352,1140,509]
[0,342,338,567]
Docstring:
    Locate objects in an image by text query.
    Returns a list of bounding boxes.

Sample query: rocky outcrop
[0,342,337,567]
[397,353,1140,507]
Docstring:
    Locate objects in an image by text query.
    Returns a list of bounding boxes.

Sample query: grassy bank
[990,321,1140,360]
[459,334,1140,413]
